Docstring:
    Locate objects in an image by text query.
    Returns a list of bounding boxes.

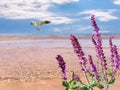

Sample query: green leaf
[107,69,113,76]
[97,84,104,89]
[75,86,89,90]
[89,81,96,87]
[63,81,69,87]
[86,72,93,77]
[69,80,76,89]
[79,86,89,90]
[93,79,104,89]
[96,82,104,89]
[101,76,108,83]
[108,78,116,85]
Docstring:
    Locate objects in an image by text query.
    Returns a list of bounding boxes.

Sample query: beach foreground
[0,36,120,90]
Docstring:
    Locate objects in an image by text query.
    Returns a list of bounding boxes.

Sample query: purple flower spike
[70,34,87,71]
[70,34,84,55]
[109,36,114,67]
[113,45,120,72]
[91,15,107,73]
[109,37,120,73]
[56,55,67,80]
[88,55,100,82]
[91,15,101,45]
[91,15,100,32]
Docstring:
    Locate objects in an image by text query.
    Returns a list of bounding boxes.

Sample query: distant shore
[1,34,120,40]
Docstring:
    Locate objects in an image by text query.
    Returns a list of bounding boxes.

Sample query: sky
[0,0,120,36]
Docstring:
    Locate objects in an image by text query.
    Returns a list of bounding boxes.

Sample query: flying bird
[30,20,51,31]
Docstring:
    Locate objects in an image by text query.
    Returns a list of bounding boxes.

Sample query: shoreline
[1,34,120,40]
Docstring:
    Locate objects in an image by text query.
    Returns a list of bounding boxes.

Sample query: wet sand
[0,36,120,90]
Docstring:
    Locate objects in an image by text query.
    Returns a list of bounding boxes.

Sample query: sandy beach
[0,35,120,90]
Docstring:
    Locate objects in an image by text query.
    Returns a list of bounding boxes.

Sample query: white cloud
[0,0,79,24]
[53,27,61,32]
[53,25,75,32]
[99,30,110,34]
[77,26,92,31]
[53,25,92,33]
[114,0,120,5]
[52,0,79,4]
[79,9,118,22]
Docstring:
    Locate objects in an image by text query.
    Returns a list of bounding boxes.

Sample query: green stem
[106,85,109,90]
[84,72,93,90]
[79,80,86,86]
[84,73,90,85]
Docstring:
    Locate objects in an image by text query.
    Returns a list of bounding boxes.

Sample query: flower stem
[83,70,93,90]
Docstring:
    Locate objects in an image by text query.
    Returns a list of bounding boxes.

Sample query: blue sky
[0,0,120,36]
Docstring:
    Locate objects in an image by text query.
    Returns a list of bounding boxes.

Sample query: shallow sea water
[0,39,120,48]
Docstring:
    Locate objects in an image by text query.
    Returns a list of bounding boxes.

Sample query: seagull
[30,20,51,31]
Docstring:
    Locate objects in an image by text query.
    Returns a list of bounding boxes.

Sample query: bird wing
[37,21,45,27]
